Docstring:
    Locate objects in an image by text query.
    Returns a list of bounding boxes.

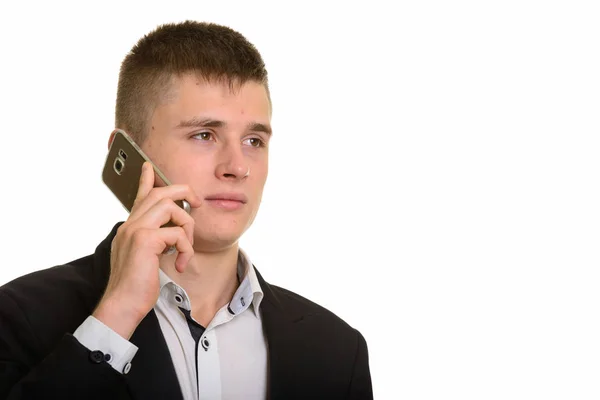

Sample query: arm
[0,291,129,400]
[1,163,200,399]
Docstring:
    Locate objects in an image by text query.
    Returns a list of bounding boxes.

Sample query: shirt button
[240,297,245,307]
[89,350,104,364]
[104,353,112,362]
[174,294,183,304]
[123,362,132,375]
[202,338,210,351]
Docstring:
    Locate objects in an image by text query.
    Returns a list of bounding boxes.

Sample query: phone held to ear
[102,128,191,217]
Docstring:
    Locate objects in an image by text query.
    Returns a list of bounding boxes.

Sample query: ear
[108,130,117,149]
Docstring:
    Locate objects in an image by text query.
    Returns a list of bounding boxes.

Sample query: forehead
[154,74,272,125]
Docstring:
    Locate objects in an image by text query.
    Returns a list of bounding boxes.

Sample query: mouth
[204,193,248,210]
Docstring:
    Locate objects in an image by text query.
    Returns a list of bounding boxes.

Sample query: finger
[130,198,195,244]
[175,251,191,273]
[152,227,194,272]
[129,184,202,221]
[159,184,202,208]
[133,162,155,208]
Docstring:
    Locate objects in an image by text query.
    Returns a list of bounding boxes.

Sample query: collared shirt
[74,248,268,400]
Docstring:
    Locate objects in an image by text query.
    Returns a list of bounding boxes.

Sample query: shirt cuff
[73,315,139,374]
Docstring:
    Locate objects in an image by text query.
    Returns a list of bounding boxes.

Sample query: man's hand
[93,162,202,340]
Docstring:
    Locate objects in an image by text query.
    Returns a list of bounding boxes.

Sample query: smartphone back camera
[113,156,125,175]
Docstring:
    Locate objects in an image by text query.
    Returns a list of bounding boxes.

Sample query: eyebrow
[176,117,272,136]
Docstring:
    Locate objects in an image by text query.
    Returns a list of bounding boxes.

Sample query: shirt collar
[235,247,264,317]
[158,247,263,318]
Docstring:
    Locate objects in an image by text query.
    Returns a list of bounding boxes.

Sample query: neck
[159,243,240,325]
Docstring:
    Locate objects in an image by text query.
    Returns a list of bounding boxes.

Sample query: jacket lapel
[126,310,183,400]
[254,268,310,399]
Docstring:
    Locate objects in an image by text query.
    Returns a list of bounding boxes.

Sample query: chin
[191,228,245,252]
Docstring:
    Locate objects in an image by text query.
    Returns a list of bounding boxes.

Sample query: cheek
[247,165,265,189]
[150,150,207,189]
[177,163,212,192]
[256,163,269,185]
[250,155,268,177]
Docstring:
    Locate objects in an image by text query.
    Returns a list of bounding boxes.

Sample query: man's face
[141,74,271,252]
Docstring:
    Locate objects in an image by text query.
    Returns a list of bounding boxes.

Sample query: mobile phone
[102,129,191,215]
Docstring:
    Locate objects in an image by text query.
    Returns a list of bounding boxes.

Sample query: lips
[204,193,248,204]
[204,193,247,211]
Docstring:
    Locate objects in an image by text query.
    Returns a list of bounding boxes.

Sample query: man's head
[115,20,269,144]
[114,21,272,252]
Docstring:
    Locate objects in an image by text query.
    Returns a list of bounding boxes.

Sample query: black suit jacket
[0,223,372,399]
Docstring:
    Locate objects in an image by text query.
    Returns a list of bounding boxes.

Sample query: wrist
[93,296,144,340]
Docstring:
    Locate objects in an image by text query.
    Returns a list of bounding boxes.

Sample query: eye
[192,132,213,141]
[243,137,266,148]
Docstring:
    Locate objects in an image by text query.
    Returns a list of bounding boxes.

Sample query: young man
[0,21,372,399]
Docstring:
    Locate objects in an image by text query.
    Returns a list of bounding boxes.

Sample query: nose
[215,143,249,181]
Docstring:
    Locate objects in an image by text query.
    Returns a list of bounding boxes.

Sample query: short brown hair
[115,20,269,144]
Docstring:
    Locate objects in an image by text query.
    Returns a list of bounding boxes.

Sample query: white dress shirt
[74,248,268,400]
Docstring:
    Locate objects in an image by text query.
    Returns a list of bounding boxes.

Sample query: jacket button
[89,350,104,364]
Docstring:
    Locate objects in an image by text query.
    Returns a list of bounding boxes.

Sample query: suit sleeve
[0,290,130,400]
[347,329,374,400]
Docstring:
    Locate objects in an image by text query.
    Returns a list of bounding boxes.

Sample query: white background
[0,1,599,398]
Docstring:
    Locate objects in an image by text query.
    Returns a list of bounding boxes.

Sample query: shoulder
[259,278,372,394]
[1,254,98,305]
[0,223,114,311]
[269,284,346,320]
[254,266,361,335]
[0,254,102,344]
[265,281,363,341]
